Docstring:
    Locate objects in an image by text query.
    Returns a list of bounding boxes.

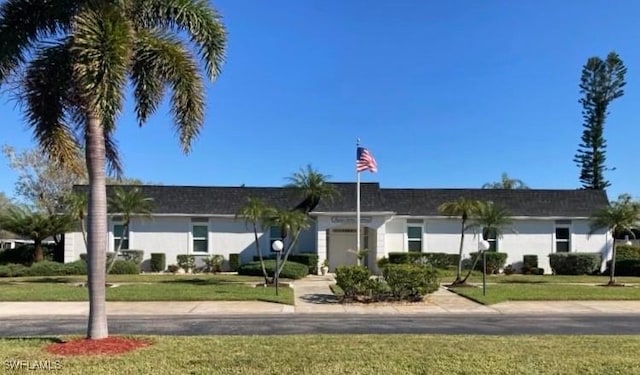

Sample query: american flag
[356,146,377,173]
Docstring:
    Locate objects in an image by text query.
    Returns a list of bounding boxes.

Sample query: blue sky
[1,0,639,200]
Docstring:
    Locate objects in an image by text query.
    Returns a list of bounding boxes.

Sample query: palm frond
[0,0,81,82]
[131,0,227,80]
[132,31,204,152]
[107,186,154,222]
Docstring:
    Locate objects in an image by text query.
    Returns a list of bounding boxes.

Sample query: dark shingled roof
[74,183,609,218]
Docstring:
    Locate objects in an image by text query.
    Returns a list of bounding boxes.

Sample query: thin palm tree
[482,173,529,189]
[438,197,483,285]
[266,209,310,280]
[286,164,338,213]
[107,187,153,273]
[462,201,515,283]
[65,192,88,250]
[0,0,226,339]
[590,194,640,285]
[0,206,74,262]
[236,197,276,284]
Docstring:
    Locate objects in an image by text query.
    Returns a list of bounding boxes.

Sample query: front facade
[64,184,611,274]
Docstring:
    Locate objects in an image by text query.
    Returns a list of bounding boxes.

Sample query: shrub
[25,261,67,276]
[108,260,140,275]
[0,244,55,266]
[377,257,390,269]
[80,252,116,264]
[237,260,309,280]
[387,252,459,268]
[612,259,640,276]
[202,254,224,273]
[335,265,370,299]
[63,260,87,275]
[150,253,166,272]
[549,253,600,275]
[167,264,180,273]
[469,252,508,274]
[615,245,640,260]
[383,264,439,301]
[533,267,545,275]
[0,263,27,277]
[522,255,538,274]
[176,255,196,271]
[288,253,319,274]
[228,253,240,272]
[119,250,144,265]
[503,264,515,275]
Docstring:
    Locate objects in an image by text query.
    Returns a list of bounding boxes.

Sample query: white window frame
[191,222,209,253]
[406,221,424,252]
[113,223,129,251]
[482,227,498,252]
[554,225,571,253]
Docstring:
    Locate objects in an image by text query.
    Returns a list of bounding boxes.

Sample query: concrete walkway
[2,275,640,317]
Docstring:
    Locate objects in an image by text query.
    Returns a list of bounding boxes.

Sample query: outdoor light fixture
[478,240,490,296]
[625,235,632,247]
[271,240,284,296]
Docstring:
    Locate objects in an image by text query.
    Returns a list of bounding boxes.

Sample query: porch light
[271,240,284,296]
[625,235,632,247]
[271,240,284,252]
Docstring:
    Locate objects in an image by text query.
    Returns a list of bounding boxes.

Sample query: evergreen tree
[574,52,626,190]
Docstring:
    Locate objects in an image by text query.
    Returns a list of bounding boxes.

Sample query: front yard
[2,335,639,374]
[0,275,293,305]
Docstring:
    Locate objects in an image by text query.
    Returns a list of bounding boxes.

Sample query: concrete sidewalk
[2,275,640,317]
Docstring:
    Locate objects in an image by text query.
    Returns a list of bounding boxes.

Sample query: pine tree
[574,52,626,190]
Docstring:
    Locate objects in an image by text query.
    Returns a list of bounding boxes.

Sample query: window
[270,226,283,249]
[555,227,570,252]
[192,225,208,253]
[483,228,498,251]
[113,224,129,251]
[407,225,423,252]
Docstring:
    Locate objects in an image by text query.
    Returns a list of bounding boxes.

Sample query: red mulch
[45,337,152,356]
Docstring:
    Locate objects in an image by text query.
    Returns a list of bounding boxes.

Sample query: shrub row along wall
[237,260,309,280]
[0,260,139,277]
[387,252,459,269]
[549,253,601,275]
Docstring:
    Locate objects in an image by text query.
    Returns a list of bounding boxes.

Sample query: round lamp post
[478,240,490,296]
[271,240,284,296]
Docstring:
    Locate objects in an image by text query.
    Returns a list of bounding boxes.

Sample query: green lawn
[451,283,640,305]
[2,273,262,283]
[436,269,640,284]
[1,335,639,374]
[0,276,293,305]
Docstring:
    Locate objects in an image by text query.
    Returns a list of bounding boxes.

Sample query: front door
[328,228,357,271]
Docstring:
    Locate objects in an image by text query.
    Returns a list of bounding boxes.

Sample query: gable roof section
[73,184,609,218]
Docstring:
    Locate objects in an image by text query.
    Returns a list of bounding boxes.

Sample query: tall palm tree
[286,164,338,213]
[266,209,310,278]
[462,201,515,283]
[590,194,640,285]
[438,197,483,285]
[107,186,153,273]
[482,173,529,189]
[236,197,276,284]
[0,207,74,262]
[0,0,226,339]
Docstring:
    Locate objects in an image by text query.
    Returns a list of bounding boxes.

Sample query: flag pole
[356,138,361,265]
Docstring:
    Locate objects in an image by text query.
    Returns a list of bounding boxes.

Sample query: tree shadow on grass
[160,278,229,286]
[1,337,65,343]
[500,280,548,284]
[0,277,79,285]
[299,293,340,304]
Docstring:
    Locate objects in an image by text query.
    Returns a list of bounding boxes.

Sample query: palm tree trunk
[106,221,128,274]
[80,216,88,250]
[461,251,481,283]
[253,223,269,284]
[277,230,302,276]
[610,244,617,285]
[85,112,109,339]
[33,240,43,262]
[453,219,466,285]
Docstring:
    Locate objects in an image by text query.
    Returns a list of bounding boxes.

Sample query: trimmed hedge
[549,253,600,275]
[335,265,370,299]
[119,250,144,265]
[0,244,55,266]
[80,252,116,264]
[522,255,538,274]
[469,252,508,274]
[150,253,166,272]
[387,252,459,269]
[0,260,87,277]
[0,263,28,277]
[288,254,319,275]
[613,259,640,276]
[614,245,640,261]
[383,264,439,301]
[228,253,240,272]
[108,260,140,275]
[237,260,309,280]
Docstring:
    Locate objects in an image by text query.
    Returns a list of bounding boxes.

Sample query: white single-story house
[63,183,611,274]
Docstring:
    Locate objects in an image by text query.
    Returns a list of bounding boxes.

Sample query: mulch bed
[45,337,151,356]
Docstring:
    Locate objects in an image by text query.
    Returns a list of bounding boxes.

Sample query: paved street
[1,314,638,336]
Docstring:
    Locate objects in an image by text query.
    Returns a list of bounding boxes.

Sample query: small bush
[108,260,140,275]
[288,253,319,274]
[202,254,224,273]
[549,253,600,275]
[64,260,87,275]
[176,255,196,271]
[0,263,28,277]
[533,267,545,275]
[615,245,640,260]
[119,250,144,265]
[25,261,67,276]
[612,259,640,276]
[0,244,55,266]
[237,260,309,280]
[377,257,390,269]
[383,264,439,301]
[80,252,116,264]
[167,264,180,273]
[228,253,240,272]
[470,252,508,274]
[522,255,538,274]
[503,264,515,275]
[388,252,419,264]
[335,265,370,299]
[150,253,166,272]
[387,252,459,268]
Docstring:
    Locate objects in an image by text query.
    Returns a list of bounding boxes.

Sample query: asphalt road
[1,314,639,336]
